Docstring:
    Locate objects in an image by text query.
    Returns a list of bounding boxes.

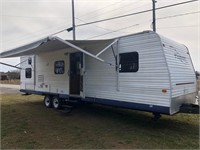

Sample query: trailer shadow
[20,101,199,132]
[5,98,198,132]
[73,103,199,129]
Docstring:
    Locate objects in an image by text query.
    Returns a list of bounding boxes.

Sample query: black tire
[44,95,53,108]
[52,96,62,109]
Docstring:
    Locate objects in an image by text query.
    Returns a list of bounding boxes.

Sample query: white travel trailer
[0,31,197,116]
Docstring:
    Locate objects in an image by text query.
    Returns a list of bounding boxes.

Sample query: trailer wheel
[52,96,62,109]
[44,95,53,108]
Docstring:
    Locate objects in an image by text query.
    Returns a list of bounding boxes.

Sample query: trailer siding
[160,36,196,114]
[34,50,69,95]
[85,32,171,108]
[20,56,35,90]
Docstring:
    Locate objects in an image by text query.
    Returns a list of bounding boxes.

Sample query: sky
[0,0,200,72]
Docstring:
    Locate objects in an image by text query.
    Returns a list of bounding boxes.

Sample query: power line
[158,25,200,29]
[76,17,112,31]
[4,1,199,44]
[82,9,200,39]
[86,23,139,40]
[157,11,200,20]
[76,0,198,27]
[85,9,200,40]
[76,17,128,34]
[82,0,142,21]
[5,9,199,45]
[87,24,199,40]
[116,2,151,16]
[78,0,125,18]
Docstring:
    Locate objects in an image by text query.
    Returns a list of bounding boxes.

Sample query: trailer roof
[0,37,113,58]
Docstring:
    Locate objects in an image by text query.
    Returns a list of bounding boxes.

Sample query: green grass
[1,94,199,149]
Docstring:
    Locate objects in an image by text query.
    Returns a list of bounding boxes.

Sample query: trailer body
[1,31,196,115]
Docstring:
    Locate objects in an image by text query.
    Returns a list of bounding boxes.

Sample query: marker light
[162,89,167,93]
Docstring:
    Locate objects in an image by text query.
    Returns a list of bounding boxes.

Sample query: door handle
[67,70,71,76]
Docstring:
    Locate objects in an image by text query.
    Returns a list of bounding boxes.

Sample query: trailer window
[25,68,32,78]
[54,60,65,74]
[119,52,139,72]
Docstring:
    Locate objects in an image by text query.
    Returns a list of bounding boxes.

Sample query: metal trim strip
[176,82,195,85]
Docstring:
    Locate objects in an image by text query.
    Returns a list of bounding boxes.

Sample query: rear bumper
[170,92,197,115]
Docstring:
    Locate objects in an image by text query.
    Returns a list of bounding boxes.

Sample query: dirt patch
[0,84,20,94]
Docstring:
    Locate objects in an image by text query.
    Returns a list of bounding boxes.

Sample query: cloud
[0,0,199,71]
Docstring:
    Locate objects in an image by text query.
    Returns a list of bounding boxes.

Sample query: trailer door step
[180,104,199,114]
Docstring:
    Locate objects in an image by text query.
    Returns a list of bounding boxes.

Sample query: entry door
[69,52,83,95]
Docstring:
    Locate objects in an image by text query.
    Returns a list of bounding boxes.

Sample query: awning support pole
[116,41,119,91]
[52,36,119,67]
[0,62,22,69]
[53,36,105,62]
[96,39,118,57]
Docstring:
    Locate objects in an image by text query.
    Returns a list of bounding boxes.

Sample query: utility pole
[152,0,156,32]
[72,0,76,40]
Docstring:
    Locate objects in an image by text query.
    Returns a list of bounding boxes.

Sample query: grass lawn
[1,94,199,149]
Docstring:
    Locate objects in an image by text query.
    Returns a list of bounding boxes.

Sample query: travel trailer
[0,31,197,117]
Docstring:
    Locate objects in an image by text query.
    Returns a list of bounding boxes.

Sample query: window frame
[54,60,65,74]
[25,68,32,78]
[119,52,139,73]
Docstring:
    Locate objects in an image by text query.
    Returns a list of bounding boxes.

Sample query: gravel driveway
[0,84,20,94]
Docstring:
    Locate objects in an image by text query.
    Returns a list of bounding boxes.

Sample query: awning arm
[96,39,118,57]
[0,62,22,70]
[52,36,105,63]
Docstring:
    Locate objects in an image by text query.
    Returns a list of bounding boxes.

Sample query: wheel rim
[45,97,50,107]
[53,98,59,108]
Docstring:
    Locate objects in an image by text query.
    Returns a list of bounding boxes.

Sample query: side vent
[38,75,44,82]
